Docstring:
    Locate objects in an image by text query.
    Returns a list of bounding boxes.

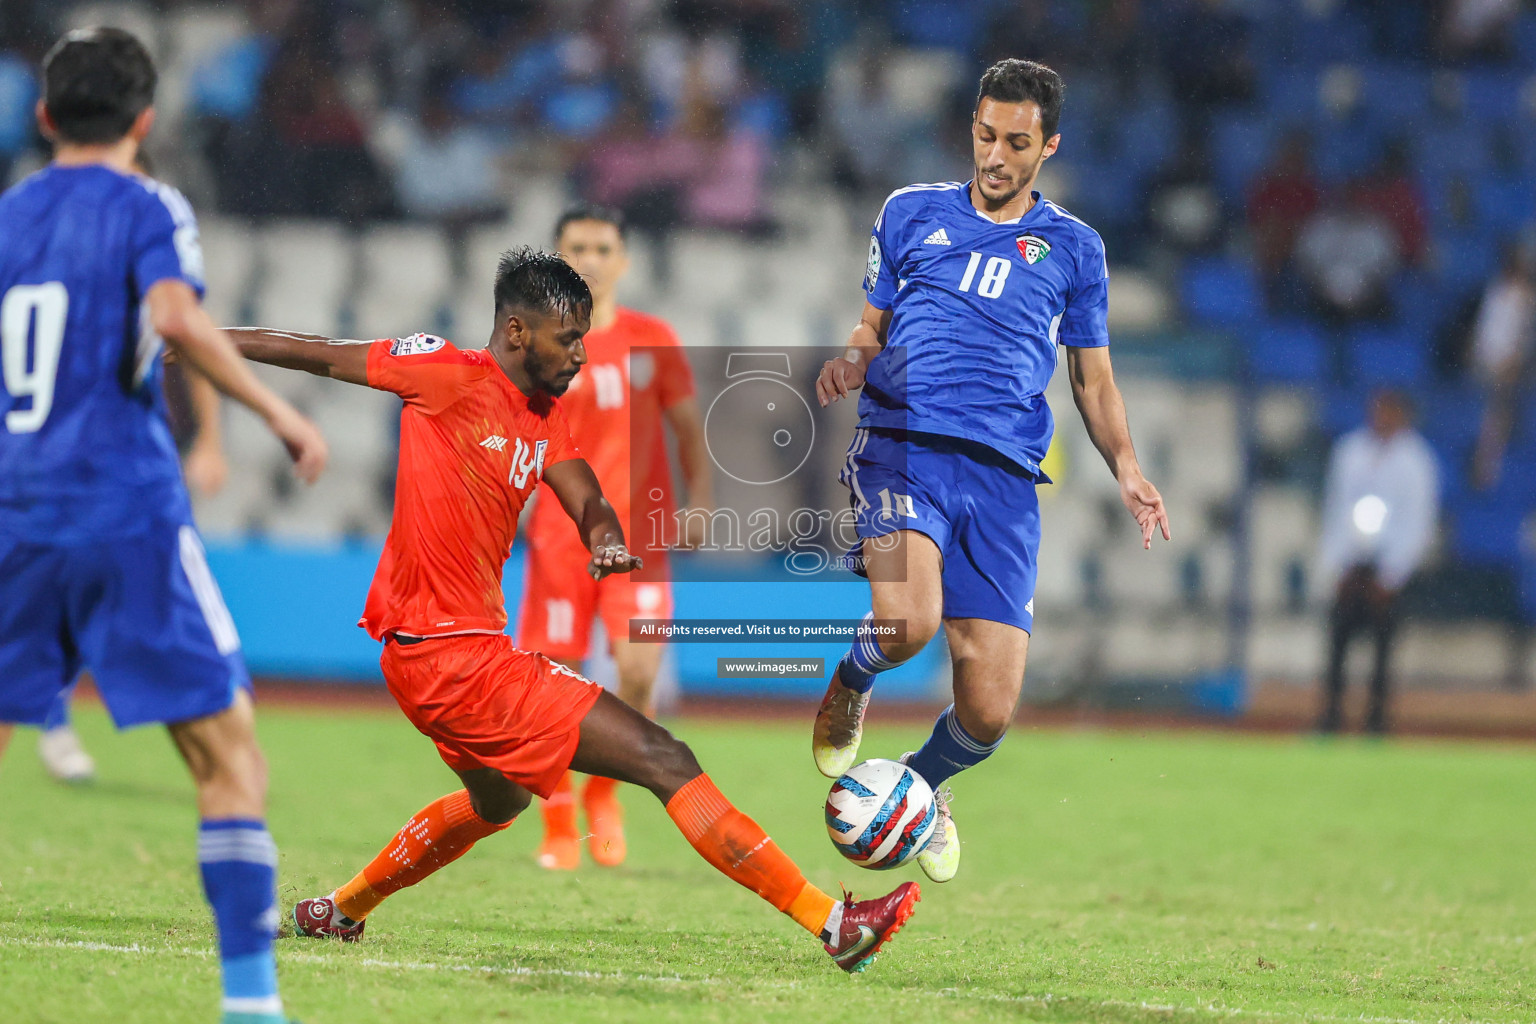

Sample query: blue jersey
[860,181,1109,477]
[0,164,204,542]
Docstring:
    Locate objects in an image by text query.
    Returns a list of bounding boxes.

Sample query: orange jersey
[359,335,579,640]
[525,308,694,558]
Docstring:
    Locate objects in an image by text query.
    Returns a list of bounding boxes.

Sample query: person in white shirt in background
[1470,242,1535,490]
[1316,390,1439,734]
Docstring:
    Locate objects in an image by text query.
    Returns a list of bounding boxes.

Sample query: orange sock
[334,789,509,921]
[665,774,836,938]
[541,770,578,838]
[583,774,619,806]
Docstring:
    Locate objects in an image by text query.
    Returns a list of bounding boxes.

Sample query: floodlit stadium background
[4,0,1535,731]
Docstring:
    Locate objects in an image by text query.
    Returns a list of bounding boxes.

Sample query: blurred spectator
[1145,131,1223,254]
[0,47,35,184]
[1349,141,1429,268]
[1248,132,1322,296]
[266,57,395,220]
[393,81,505,223]
[678,96,771,234]
[452,7,562,123]
[1470,242,1536,488]
[978,1,1078,80]
[379,0,476,112]
[739,1,843,138]
[1294,195,1402,325]
[1158,0,1254,117]
[825,44,904,201]
[1437,0,1520,63]
[541,34,620,142]
[1316,391,1439,734]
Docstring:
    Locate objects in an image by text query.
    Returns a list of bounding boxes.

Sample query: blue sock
[835,612,903,694]
[198,820,285,1023]
[42,683,75,732]
[906,705,1001,789]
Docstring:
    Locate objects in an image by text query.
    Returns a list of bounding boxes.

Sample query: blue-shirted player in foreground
[812,59,1172,883]
[0,28,326,1024]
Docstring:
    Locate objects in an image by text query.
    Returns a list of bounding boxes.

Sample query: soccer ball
[824,758,937,869]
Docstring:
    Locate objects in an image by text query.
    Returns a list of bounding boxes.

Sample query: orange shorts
[515,541,672,661]
[380,632,603,799]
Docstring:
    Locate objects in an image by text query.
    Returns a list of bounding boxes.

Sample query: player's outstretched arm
[147,281,327,483]
[1065,344,1171,550]
[817,301,890,407]
[224,327,372,386]
[542,458,643,580]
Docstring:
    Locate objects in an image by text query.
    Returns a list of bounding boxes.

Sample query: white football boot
[900,753,959,883]
[38,726,96,784]
[812,674,870,779]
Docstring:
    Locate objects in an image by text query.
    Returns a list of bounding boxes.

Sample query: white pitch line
[0,936,1517,1024]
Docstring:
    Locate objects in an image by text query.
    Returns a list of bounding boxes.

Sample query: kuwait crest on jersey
[1017,234,1051,265]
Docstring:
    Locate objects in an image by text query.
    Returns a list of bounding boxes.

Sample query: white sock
[820,899,845,944]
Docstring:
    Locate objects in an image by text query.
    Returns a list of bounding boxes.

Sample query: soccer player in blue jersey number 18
[0,28,327,1024]
[812,59,1172,883]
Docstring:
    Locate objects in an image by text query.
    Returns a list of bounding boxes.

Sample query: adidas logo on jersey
[480,435,508,452]
[922,228,951,245]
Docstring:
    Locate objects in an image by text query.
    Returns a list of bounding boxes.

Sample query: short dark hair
[494,246,593,322]
[553,204,627,244]
[976,59,1064,139]
[42,27,157,145]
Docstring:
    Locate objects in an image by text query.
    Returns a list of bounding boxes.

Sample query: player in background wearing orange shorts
[229,248,919,972]
[519,206,713,871]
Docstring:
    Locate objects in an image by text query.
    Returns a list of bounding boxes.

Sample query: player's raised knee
[636,725,703,799]
[469,782,530,825]
[958,705,1013,746]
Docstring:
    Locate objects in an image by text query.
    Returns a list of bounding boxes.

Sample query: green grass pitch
[1,705,1531,1023]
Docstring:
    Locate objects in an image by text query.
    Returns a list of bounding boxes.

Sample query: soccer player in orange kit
[228,248,919,973]
[518,206,713,871]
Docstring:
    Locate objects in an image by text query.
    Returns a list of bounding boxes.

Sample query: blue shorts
[841,428,1040,633]
[0,512,250,728]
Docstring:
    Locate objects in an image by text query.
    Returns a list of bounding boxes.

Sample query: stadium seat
[1168,391,1241,501]
[191,469,269,539]
[1250,485,1318,613]
[221,399,292,471]
[354,225,453,340]
[264,467,389,540]
[198,217,256,327]
[1035,492,1096,608]
[309,385,398,473]
[1357,62,1433,129]
[1291,10,1374,66]
[1411,122,1490,182]
[1182,257,1261,329]
[1421,384,1486,453]
[738,306,814,349]
[1452,492,1527,568]
[673,232,757,308]
[1321,387,1370,437]
[1313,117,1383,185]
[1112,100,1178,181]
[1432,230,1499,294]
[1345,326,1430,387]
[1261,69,1321,123]
[1106,271,1172,332]
[1390,271,1451,342]
[1254,388,1317,450]
[1210,113,1278,200]
[250,221,353,337]
[1249,321,1327,384]
[1459,70,1523,126]
[1473,174,1536,230]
